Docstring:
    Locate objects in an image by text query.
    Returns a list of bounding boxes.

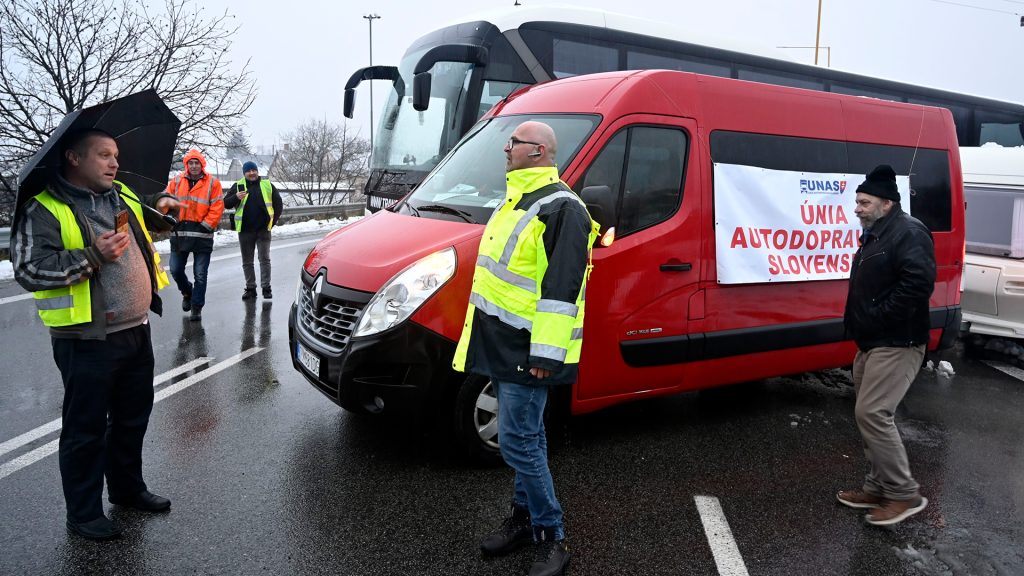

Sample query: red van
[289,70,964,460]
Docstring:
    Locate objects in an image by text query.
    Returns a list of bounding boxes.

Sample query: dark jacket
[223,177,282,232]
[843,204,936,351]
[11,178,174,339]
[460,182,593,386]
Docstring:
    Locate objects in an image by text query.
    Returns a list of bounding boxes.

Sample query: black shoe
[262,287,273,299]
[109,490,171,512]
[66,515,122,540]
[182,293,192,312]
[481,505,533,557]
[189,305,203,322]
[242,288,257,300]
[529,528,569,576]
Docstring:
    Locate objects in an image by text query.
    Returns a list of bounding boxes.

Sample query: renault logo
[310,275,324,313]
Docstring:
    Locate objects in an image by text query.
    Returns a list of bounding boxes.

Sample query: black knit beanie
[855,165,900,201]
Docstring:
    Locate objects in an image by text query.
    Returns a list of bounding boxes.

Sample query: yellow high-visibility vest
[234,179,275,231]
[31,183,169,327]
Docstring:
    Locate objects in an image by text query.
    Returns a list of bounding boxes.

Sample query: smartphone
[115,210,129,234]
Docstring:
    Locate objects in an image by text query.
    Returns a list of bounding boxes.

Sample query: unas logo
[800,179,847,195]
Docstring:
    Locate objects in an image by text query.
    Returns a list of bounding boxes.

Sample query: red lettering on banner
[730,227,748,249]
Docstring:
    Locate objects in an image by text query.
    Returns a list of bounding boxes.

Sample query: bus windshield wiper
[416,204,474,223]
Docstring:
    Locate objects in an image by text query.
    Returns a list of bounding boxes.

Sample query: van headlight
[353,247,457,337]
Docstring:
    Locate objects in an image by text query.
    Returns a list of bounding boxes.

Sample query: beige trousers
[851,345,926,501]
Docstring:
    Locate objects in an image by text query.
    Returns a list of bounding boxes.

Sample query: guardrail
[0,203,363,260]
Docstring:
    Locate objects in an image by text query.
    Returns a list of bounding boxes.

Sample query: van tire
[453,375,503,466]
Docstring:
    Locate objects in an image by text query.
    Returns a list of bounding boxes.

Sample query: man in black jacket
[223,161,282,300]
[837,164,935,526]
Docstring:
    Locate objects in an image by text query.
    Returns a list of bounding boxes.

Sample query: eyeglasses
[505,136,542,152]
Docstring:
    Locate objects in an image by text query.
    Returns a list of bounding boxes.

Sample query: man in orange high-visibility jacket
[164,149,224,320]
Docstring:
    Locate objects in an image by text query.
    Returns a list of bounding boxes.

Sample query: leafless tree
[0,0,257,224]
[275,119,370,206]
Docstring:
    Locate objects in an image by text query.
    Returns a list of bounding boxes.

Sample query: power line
[926,0,1021,15]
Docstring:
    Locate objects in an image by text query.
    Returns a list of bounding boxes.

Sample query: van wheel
[453,375,503,466]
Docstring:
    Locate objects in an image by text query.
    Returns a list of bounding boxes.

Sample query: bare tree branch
[0,0,257,225]
[275,119,370,206]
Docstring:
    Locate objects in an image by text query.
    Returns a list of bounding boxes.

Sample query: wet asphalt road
[1,229,1023,575]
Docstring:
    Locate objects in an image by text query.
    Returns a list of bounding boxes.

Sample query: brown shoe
[865,496,928,526]
[836,488,883,509]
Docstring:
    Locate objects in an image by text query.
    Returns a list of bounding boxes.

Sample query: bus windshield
[396,114,600,224]
[371,48,474,172]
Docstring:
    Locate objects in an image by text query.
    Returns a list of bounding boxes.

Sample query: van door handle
[660,262,692,272]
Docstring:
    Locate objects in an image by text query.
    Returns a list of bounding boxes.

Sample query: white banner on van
[714,164,910,284]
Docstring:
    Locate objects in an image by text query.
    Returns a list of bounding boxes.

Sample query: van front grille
[297,288,363,352]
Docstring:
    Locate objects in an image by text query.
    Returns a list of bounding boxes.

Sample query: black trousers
[52,323,155,522]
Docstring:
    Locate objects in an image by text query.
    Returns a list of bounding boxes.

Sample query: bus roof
[442,4,796,63]
[961,146,1024,187]
[438,4,1022,108]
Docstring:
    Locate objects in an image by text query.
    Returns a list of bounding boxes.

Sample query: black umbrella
[15,89,181,224]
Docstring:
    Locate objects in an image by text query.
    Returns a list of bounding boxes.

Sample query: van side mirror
[580,185,617,233]
[413,73,432,112]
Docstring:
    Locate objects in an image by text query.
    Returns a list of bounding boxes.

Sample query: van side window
[576,126,687,236]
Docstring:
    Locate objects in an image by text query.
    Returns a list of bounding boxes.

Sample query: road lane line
[983,360,1024,382]
[695,495,750,576]
[153,347,262,402]
[0,293,32,305]
[0,238,319,307]
[0,358,213,460]
[0,351,260,481]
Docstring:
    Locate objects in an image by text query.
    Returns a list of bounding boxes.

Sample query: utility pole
[363,13,381,153]
[814,0,823,65]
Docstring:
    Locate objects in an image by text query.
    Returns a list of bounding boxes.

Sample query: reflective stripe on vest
[234,179,274,231]
[31,191,93,326]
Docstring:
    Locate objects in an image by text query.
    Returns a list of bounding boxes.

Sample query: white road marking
[0,293,32,305]
[983,360,1024,382]
[695,495,750,576]
[0,357,212,459]
[0,350,261,481]
[0,238,319,307]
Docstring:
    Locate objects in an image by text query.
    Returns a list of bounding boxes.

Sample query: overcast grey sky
[198,0,1023,148]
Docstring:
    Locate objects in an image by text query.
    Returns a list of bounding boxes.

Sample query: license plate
[296,342,320,376]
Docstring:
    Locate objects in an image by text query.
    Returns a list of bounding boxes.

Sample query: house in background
[224,153,279,182]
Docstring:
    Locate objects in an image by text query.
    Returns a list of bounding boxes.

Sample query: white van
[961,146,1024,337]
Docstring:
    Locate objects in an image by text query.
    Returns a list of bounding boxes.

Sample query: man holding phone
[224,160,282,300]
[11,129,179,540]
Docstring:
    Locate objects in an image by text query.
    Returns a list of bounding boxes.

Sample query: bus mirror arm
[343,65,403,119]
[412,44,490,112]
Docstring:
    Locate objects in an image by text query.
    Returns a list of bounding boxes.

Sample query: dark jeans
[169,250,212,307]
[52,323,155,522]
[238,229,272,290]
[493,380,565,539]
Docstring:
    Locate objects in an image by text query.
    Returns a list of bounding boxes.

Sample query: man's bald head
[505,121,558,172]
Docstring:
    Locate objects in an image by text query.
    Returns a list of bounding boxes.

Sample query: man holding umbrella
[10,91,181,541]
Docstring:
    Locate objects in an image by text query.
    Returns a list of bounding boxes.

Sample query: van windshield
[396,114,600,224]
